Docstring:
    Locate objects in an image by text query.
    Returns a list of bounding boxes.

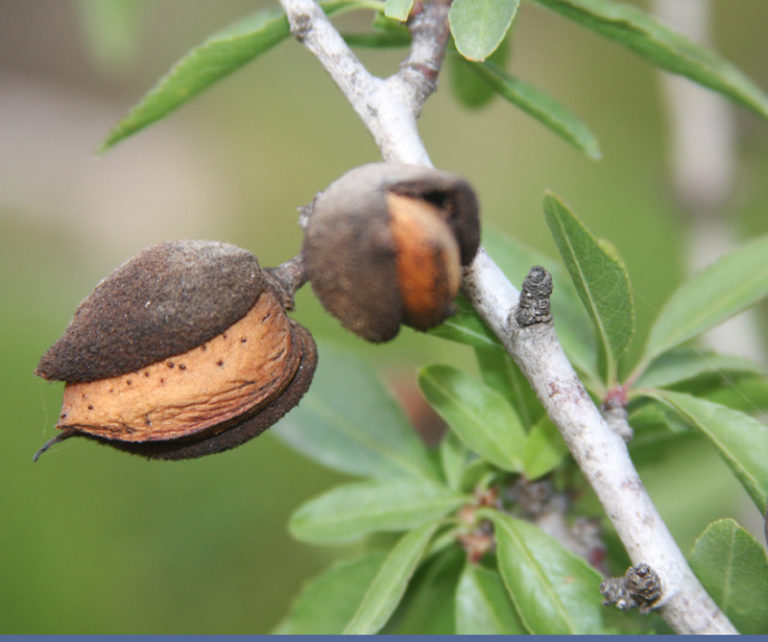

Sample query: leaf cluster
[100,0,768,160]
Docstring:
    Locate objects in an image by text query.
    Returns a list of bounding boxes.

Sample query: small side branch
[278,0,736,633]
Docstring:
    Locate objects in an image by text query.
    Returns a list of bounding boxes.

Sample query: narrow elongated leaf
[486,510,606,633]
[643,236,768,364]
[701,375,768,416]
[544,191,634,384]
[627,399,689,434]
[466,60,601,160]
[275,347,439,481]
[344,522,438,634]
[101,1,373,149]
[387,547,463,634]
[440,432,468,491]
[272,551,386,634]
[530,0,768,120]
[475,346,544,428]
[689,519,768,635]
[449,36,510,109]
[384,0,413,21]
[449,0,519,62]
[455,563,525,634]
[289,479,466,545]
[649,389,768,511]
[522,416,569,479]
[419,365,526,472]
[637,348,766,389]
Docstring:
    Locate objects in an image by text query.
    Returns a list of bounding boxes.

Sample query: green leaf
[455,563,526,634]
[289,479,466,545]
[627,399,689,434]
[429,293,501,350]
[486,510,606,633]
[419,365,527,472]
[475,346,544,429]
[642,236,768,365]
[522,416,570,479]
[449,0,519,62]
[648,390,768,511]
[439,432,468,491]
[459,458,494,494]
[101,1,373,149]
[386,547,463,634]
[275,346,439,481]
[689,519,768,635]
[464,60,601,159]
[272,551,386,634]
[636,348,767,389]
[700,374,768,416]
[530,0,768,120]
[544,191,634,384]
[343,522,438,634]
[448,35,510,109]
[483,231,599,383]
[384,0,413,21]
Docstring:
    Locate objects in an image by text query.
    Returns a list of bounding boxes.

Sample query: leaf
[455,563,525,634]
[486,510,606,633]
[386,547,463,634]
[384,0,413,21]
[530,0,768,120]
[636,348,767,389]
[544,191,634,384]
[627,399,689,434]
[272,551,387,634]
[700,375,768,416]
[475,346,544,429]
[343,522,438,634]
[464,60,601,160]
[288,479,466,545]
[522,416,570,480]
[689,519,768,635]
[649,389,768,512]
[483,231,599,383]
[275,346,439,481]
[101,0,372,149]
[439,431,468,491]
[448,35,509,109]
[449,0,519,62]
[419,365,526,472]
[429,293,501,350]
[642,236,768,365]
[459,458,494,494]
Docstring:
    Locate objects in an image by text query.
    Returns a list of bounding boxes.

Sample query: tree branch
[278,0,736,633]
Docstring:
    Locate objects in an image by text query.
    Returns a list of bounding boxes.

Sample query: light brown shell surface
[57,289,297,443]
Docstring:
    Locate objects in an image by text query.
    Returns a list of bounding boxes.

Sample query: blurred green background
[2,0,767,633]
